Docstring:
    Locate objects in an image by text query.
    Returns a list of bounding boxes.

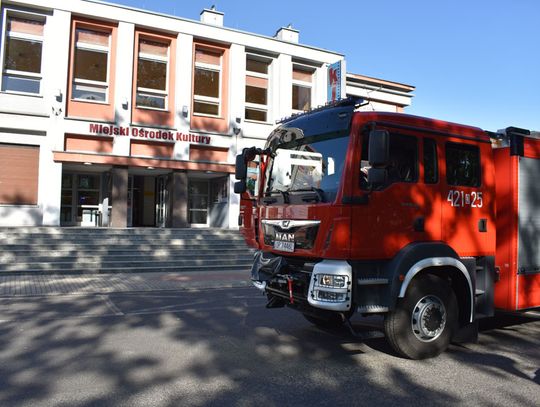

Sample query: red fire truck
[234,97,540,359]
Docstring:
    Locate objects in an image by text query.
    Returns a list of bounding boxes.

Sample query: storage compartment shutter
[518,156,540,273]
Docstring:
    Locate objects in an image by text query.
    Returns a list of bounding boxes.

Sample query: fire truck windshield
[264,131,349,203]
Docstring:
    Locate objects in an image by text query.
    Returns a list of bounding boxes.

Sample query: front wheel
[384,274,458,359]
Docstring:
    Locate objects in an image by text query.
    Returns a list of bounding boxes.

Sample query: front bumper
[251,251,352,312]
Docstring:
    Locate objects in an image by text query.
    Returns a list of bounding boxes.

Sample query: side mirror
[368,129,389,166]
[235,153,247,180]
[367,167,387,187]
[234,179,247,194]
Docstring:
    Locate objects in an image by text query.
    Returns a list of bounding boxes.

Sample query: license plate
[273,240,295,252]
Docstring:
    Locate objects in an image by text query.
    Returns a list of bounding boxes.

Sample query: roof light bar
[276,96,364,125]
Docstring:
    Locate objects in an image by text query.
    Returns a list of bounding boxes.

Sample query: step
[0,263,253,275]
[0,258,254,272]
[0,249,254,261]
[0,234,246,242]
[1,241,252,251]
[0,228,243,236]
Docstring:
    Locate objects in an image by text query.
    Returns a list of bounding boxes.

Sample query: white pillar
[113,21,135,156]
[276,53,292,119]
[228,173,239,229]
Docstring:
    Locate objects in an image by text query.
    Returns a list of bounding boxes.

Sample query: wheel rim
[411,295,446,342]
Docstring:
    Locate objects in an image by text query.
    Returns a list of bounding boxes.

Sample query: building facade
[0,0,414,228]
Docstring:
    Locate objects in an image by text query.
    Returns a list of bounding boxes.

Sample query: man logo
[281,220,290,228]
[275,232,294,242]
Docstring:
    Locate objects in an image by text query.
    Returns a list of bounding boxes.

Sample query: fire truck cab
[235,98,540,359]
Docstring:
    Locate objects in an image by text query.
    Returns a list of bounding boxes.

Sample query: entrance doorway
[188,179,209,226]
[188,176,229,227]
[61,172,110,226]
[128,174,169,227]
[155,175,168,228]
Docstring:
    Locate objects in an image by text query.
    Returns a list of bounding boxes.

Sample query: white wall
[0,0,412,228]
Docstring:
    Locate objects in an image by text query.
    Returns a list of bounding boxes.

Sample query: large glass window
[292,67,313,112]
[193,48,222,116]
[72,28,110,102]
[136,38,169,110]
[245,56,270,122]
[446,143,481,187]
[2,14,44,94]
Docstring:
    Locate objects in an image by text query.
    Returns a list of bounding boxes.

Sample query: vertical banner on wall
[327,60,343,102]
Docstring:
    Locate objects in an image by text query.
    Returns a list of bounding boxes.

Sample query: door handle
[413,217,425,232]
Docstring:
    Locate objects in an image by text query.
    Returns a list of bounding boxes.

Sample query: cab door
[441,140,495,257]
[350,130,442,260]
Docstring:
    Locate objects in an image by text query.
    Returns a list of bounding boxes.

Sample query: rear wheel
[384,274,458,359]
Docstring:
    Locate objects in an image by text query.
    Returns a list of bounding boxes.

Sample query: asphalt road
[0,287,538,407]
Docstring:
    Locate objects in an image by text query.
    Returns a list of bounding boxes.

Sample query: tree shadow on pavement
[0,288,538,407]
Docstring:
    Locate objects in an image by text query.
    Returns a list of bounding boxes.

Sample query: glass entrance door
[60,173,101,226]
[155,175,168,228]
[188,179,209,226]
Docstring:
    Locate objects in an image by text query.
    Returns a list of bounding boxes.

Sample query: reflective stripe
[398,257,474,323]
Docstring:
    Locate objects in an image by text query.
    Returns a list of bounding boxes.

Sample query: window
[424,138,438,184]
[2,13,44,94]
[245,56,270,122]
[446,143,481,187]
[136,38,169,110]
[292,66,313,112]
[360,132,418,190]
[0,143,39,205]
[193,47,222,116]
[72,27,111,102]
[387,134,418,183]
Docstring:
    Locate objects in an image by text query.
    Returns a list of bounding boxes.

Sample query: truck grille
[262,219,320,250]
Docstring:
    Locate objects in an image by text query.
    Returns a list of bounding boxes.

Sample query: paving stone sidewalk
[0,271,251,296]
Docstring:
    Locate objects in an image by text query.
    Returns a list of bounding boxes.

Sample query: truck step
[357,278,389,285]
[357,305,389,313]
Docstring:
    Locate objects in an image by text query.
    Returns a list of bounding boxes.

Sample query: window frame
[71,25,112,104]
[135,37,170,111]
[193,47,222,118]
[245,53,271,124]
[292,65,314,113]
[360,131,419,190]
[423,138,439,184]
[1,8,46,96]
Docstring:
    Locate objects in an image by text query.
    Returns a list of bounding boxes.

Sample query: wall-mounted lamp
[53,88,62,101]
[182,105,189,118]
[122,97,129,110]
[147,166,155,170]
[233,116,242,135]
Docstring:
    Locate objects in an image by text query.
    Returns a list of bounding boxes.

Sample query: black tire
[384,274,458,359]
[303,311,345,330]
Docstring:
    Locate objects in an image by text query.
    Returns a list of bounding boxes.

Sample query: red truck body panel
[494,138,540,310]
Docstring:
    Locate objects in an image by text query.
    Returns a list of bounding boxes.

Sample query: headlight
[317,274,348,288]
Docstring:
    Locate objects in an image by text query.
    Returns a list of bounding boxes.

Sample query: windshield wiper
[290,187,325,203]
[265,190,290,204]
